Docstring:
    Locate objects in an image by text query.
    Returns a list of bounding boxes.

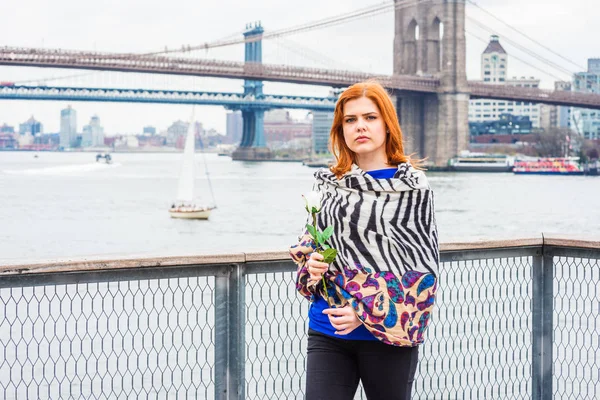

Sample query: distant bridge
[2,47,600,110]
[0,46,438,92]
[0,85,337,110]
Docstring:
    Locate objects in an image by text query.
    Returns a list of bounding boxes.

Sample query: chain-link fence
[1,240,598,399]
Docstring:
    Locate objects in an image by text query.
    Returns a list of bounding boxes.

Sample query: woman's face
[342,96,387,162]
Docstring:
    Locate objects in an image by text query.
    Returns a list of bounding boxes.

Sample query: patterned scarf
[290,163,439,346]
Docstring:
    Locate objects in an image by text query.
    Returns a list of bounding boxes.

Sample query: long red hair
[329,80,411,179]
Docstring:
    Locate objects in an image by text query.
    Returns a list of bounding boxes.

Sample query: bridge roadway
[2,47,600,110]
[0,84,337,110]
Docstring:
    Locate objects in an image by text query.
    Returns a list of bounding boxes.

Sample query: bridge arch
[428,17,443,73]
[405,19,419,74]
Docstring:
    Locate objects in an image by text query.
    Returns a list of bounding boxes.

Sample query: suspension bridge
[1,0,597,164]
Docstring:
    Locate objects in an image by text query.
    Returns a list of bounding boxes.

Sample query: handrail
[2,234,598,275]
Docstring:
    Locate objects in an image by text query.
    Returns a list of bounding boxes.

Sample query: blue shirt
[308,167,397,340]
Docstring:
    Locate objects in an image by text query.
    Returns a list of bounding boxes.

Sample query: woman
[290,81,439,400]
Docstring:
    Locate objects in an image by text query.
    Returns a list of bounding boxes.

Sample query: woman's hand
[322,305,362,335]
[306,252,329,285]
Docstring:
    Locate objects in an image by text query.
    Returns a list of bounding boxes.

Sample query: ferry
[513,157,584,175]
[448,152,514,172]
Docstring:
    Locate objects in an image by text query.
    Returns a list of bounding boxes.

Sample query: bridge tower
[231,22,273,161]
[393,0,469,166]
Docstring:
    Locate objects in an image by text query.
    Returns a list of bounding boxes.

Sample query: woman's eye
[345,118,355,123]
[367,115,376,120]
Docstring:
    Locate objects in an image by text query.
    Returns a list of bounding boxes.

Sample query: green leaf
[316,231,324,246]
[321,248,338,264]
[306,224,317,241]
[321,244,330,250]
[321,226,334,242]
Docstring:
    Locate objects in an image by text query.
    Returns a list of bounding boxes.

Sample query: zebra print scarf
[291,162,439,346]
[313,163,439,278]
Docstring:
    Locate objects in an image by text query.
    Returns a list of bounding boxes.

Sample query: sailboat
[169,118,216,220]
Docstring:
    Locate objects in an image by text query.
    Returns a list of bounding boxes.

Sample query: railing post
[214,264,246,400]
[532,251,554,400]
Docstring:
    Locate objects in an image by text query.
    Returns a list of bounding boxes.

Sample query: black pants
[305,329,419,400]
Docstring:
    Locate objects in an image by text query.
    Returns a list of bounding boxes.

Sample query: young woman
[290,81,439,400]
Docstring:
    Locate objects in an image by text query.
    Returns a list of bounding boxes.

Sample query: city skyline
[0,0,596,134]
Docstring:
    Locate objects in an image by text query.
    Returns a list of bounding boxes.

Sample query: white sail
[175,122,196,203]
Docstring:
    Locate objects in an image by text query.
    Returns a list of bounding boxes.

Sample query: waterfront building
[470,113,533,137]
[0,123,15,134]
[166,120,189,146]
[226,111,243,144]
[60,106,77,148]
[312,111,334,155]
[570,59,600,139]
[263,110,312,150]
[81,115,105,147]
[469,35,541,128]
[19,116,43,136]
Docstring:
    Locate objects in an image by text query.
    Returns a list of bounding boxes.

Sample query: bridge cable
[465,30,567,82]
[14,0,420,84]
[466,16,574,78]
[467,0,586,71]
[139,0,423,56]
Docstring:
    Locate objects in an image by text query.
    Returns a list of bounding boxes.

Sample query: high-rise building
[312,111,334,155]
[570,59,600,139]
[226,111,243,144]
[469,35,541,128]
[82,115,105,147]
[19,116,43,136]
[166,120,189,146]
[60,106,77,148]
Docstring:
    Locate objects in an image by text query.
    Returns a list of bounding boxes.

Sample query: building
[81,115,105,147]
[143,126,156,135]
[19,116,43,136]
[165,120,189,146]
[0,134,17,149]
[312,111,334,155]
[570,59,600,139]
[470,113,533,137]
[0,124,15,134]
[226,111,243,144]
[60,106,77,148]
[469,35,541,128]
[263,110,312,149]
[540,81,572,132]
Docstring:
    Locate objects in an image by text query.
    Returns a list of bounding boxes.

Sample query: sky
[0,0,596,135]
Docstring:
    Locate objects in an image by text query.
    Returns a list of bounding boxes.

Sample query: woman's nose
[356,118,367,131]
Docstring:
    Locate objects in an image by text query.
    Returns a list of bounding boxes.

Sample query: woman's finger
[310,252,324,261]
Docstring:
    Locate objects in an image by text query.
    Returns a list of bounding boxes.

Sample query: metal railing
[1,235,598,399]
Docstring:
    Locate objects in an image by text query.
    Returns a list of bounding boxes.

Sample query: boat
[169,115,217,220]
[448,151,514,172]
[96,153,112,164]
[513,157,584,175]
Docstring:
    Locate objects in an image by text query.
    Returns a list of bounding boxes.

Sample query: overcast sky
[0,0,596,134]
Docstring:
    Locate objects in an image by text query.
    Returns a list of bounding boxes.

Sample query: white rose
[303,191,322,214]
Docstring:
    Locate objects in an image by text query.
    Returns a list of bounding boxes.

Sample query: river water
[1,151,599,265]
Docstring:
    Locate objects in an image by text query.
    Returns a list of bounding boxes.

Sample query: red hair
[329,80,412,179]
